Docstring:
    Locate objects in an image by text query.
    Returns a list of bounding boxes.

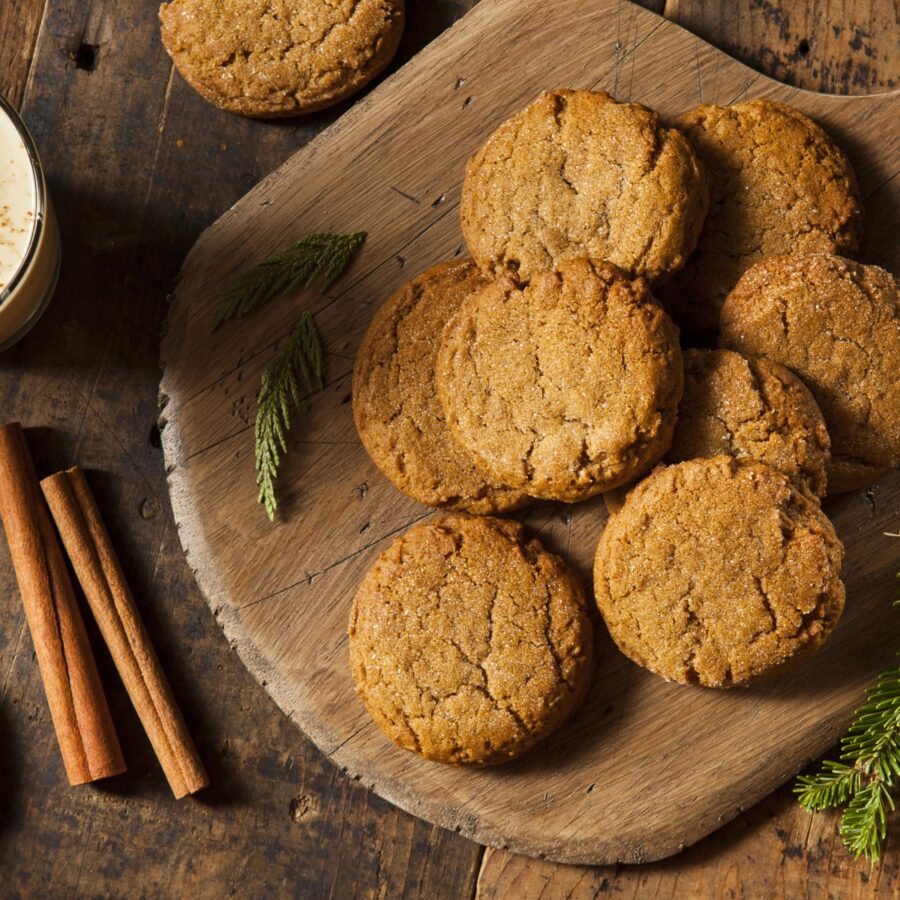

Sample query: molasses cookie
[349,514,595,765]
[661,99,861,333]
[159,0,405,117]
[353,260,527,514]
[594,456,845,688]
[461,89,708,284]
[436,259,683,502]
[719,254,899,493]
[669,348,830,498]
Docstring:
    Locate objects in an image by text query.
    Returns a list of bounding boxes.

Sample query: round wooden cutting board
[159,0,900,865]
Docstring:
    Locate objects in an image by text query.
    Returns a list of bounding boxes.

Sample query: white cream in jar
[0,95,60,350]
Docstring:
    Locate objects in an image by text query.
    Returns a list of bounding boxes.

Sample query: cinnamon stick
[0,423,125,785]
[41,466,208,799]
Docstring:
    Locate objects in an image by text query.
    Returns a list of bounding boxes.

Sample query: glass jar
[0,94,60,352]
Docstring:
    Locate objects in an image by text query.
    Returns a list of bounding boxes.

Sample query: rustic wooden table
[0,1,896,896]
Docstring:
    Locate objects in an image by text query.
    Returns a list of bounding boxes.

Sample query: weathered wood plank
[0,0,47,106]
[664,0,898,94]
[477,782,900,898]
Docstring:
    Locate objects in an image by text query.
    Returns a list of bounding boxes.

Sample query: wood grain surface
[665,0,899,94]
[160,0,900,867]
[0,0,897,895]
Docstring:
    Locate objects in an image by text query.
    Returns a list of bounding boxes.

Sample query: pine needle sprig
[255,312,323,521]
[795,760,861,810]
[842,778,895,860]
[795,545,900,862]
[212,232,366,331]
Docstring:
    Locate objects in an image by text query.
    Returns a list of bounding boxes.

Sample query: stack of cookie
[350,89,899,765]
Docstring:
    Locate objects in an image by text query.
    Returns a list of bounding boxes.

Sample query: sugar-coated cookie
[349,514,594,765]
[159,0,404,117]
[594,456,845,688]
[461,89,708,284]
[719,254,899,493]
[436,259,683,502]
[661,100,861,333]
[353,260,527,514]
[669,348,830,498]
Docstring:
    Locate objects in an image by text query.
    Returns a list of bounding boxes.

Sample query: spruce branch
[213,232,366,331]
[795,538,900,862]
[841,779,895,861]
[255,312,323,521]
[795,760,860,810]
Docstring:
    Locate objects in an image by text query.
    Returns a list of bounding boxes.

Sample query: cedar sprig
[795,544,900,862]
[255,312,323,521]
[212,232,366,331]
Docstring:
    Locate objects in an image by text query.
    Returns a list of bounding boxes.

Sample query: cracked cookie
[602,345,832,524]
[719,254,899,493]
[594,456,845,688]
[159,0,404,117]
[436,259,683,502]
[460,89,708,284]
[660,99,861,334]
[348,514,595,765]
[669,348,830,498]
[353,260,527,514]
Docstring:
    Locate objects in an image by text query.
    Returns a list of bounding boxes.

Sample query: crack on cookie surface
[353,260,527,514]
[660,100,861,333]
[349,515,594,764]
[159,0,405,116]
[435,259,683,502]
[719,254,899,493]
[460,89,708,284]
[594,456,845,688]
